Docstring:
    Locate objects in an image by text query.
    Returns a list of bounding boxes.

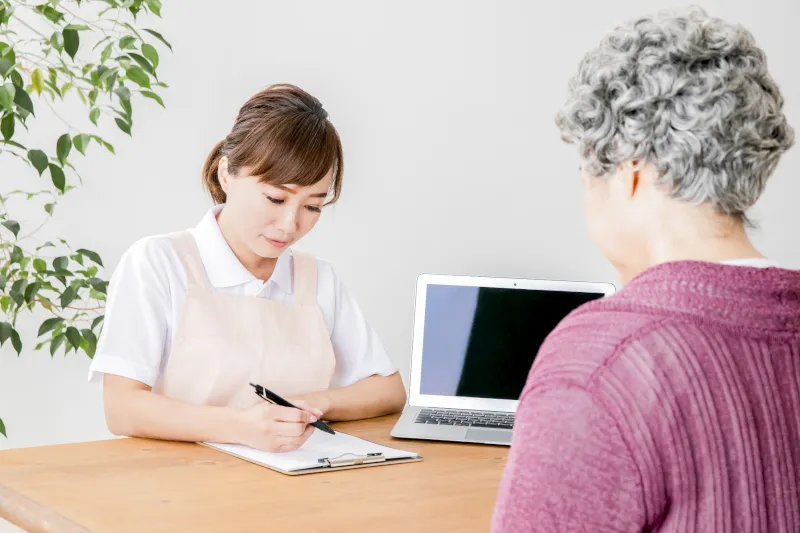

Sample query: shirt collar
[190,204,293,293]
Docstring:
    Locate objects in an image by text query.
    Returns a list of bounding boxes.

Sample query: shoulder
[110,233,184,286]
[118,233,179,265]
[529,294,669,388]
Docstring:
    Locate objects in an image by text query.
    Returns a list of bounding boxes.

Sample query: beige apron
[154,231,336,408]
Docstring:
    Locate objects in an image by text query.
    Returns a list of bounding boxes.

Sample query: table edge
[0,482,93,533]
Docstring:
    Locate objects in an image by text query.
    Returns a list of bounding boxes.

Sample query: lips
[264,237,289,248]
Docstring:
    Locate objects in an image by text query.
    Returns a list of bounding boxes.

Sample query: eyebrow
[276,185,328,198]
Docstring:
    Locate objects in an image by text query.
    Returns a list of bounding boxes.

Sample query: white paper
[204,429,419,472]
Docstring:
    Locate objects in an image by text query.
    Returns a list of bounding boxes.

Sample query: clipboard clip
[318,452,386,468]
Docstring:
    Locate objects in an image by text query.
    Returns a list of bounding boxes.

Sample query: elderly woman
[493,7,798,533]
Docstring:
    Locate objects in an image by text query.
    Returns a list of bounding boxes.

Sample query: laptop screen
[418,284,605,400]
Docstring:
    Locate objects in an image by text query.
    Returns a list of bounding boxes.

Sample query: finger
[291,399,324,418]
[270,420,308,438]
[268,405,316,424]
[276,425,315,453]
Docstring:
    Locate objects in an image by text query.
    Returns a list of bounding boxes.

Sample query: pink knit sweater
[492,261,800,533]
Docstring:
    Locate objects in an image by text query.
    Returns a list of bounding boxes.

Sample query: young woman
[89,84,406,453]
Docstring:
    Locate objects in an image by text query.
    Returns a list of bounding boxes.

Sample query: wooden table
[0,414,509,533]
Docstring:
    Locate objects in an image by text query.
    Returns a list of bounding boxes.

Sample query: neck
[618,205,764,284]
[216,207,278,281]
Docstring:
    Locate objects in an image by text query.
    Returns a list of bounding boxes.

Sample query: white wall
[1,0,799,451]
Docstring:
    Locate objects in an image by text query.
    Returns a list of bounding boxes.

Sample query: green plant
[0,0,171,438]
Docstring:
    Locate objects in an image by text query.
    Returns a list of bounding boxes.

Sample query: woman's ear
[218,156,231,193]
[612,159,643,201]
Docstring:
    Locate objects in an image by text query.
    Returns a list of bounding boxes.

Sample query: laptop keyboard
[414,408,514,430]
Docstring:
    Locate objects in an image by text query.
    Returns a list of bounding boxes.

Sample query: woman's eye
[266,196,284,205]
[306,205,322,213]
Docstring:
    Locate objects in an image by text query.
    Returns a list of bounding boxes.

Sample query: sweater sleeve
[492,381,645,533]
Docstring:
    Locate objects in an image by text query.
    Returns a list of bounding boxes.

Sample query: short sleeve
[87,237,177,388]
[317,261,397,388]
[492,382,644,533]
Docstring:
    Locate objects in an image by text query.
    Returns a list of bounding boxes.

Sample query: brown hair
[202,84,344,205]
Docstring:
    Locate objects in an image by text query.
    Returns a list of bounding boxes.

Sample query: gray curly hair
[556,6,795,219]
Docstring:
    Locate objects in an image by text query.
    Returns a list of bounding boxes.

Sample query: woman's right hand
[233,403,320,452]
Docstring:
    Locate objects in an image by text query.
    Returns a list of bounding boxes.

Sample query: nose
[275,206,298,235]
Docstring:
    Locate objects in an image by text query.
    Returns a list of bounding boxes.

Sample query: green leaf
[10,70,22,89]
[143,29,172,51]
[50,31,64,53]
[73,133,91,155]
[93,35,113,51]
[63,29,79,60]
[77,248,104,266]
[0,322,11,344]
[60,286,76,308]
[13,87,33,116]
[127,53,153,75]
[28,149,48,175]
[34,258,46,272]
[120,98,132,119]
[87,277,108,295]
[0,44,14,63]
[0,274,6,290]
[125,67,149,88]
[98,66,117,85]
[0,83,13,110]
[140,90,164,107]
[0,58,11,78]
[89,107,100,125]
[144,0,161,16]
[92,135,115,154]
[81,327,97,345]
[50,333,65,356]
[1,112,13,140]
[34,4,64,23]
[114,86,131,101]
[56,133,71,163]
[44,203,54,215]
[11,328,21,354]
[9,279,25,306]
[115,117,131,135]
[38,317,63,337]
[119,36,137,50]
[24,281,40,303]
[10,246,22,263]
[100,41,113,64]
[54,256,68,270]
[0,417,5,438]
[49,164,66,192]
[31,68,43,94]
[141,43,159,69]
[2,219,19,237]
[92,315,104,330]
[66,327,81,349]
[64,24,90,31]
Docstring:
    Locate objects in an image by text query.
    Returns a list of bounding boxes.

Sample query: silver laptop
[391,273,616,446]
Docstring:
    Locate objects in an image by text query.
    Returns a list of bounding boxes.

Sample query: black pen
[249,383,336,435]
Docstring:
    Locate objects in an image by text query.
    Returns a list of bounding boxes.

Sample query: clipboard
[202,429,422,475]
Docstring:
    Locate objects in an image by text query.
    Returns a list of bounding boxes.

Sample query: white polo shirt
[88,205,397,389]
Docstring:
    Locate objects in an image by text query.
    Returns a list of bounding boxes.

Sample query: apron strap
[169,231,212,291]
[292,251,318,307]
